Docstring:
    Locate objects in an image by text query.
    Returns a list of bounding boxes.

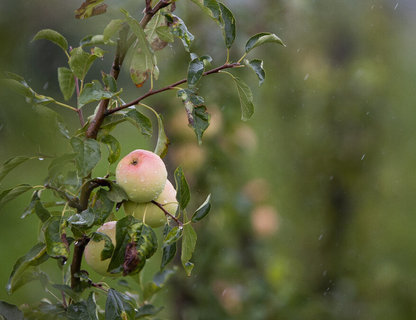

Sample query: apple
[84,221,120,277]
[124,180,178,228]
[116,149,167,203]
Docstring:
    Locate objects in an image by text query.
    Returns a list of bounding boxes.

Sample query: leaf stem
[237,52,247,64]
[53,101,78,112]
[106,62,241,115]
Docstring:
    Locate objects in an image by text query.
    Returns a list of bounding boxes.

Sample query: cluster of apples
[84,149,178,276]
[116,149,178,228]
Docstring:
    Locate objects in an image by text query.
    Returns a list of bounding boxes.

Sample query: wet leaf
[0,185,33,209]
[187,58,205,88]
[153,112,169,158]
[224,72,254,121]
[0,156,30,183]
[181,222,197,276]
[78,80,121,108]
[103,19,125,42]
[70,137,101,177]
[163,226,183,246]
[105,288,136,320]
[69,47,101,81]
[0,301,24,320]
[174,167,190,210]
[43,216,69,259]
[100,135,120,164]
[165,13,194,52]
[245,59,265,86]
[90,232,114,261]
[218,3,235,49]
[66,293,98,319]
[136,304,163,318]
[192,194,211,222]
[245,32,285,54]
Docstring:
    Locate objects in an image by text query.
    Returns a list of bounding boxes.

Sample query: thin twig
[151,200,183,227]
[107,63,241,115]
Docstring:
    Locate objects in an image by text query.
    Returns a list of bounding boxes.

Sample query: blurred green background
[1,0,416,319]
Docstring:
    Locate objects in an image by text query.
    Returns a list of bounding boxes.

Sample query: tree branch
[151,200,183,227]
[79,178,112,212]
[70,235,90,291]
[85,0,172,139]
[106,62,242,115]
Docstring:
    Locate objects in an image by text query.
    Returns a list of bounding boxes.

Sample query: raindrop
[38,157,44,161]
[318,234,324,240]
[304,73,310,81]
[361,154,366,160]
[43,82,49,90]
[394,2,399,10]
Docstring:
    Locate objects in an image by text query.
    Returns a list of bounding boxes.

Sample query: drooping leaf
[0,185,33,209]
[145,11,171,51]
[0,156,30,183]
[105,288,136,320]
[100,135,120,164]
[174,167,190,210]
[7,242,48,294]
[57,67,75,101]
[161,224,177,270]
[224,72,255,121]
[0,301,24,320]
[153,112,169,158]
[35,105,71,140]
[75,0,108,19]
[187,58,205,88]
[192,194,212,222]
[47,153,77,183]
[32,29,68,53]
[90,232,114,261]
[218,3,236,49]
[181,221,197,276]
[129,49,153,87]
[245,59,266,86]
[66,293,98,320]
[34,197,51,222]
[78,80,121,108]
[164,13,194,52]
[70,137,101,177]
[102,73,117,92]
[125,109,153,137]
[67,209,95,229]
[42,216,69,260]
[91,189,115,225]
[245,32,285,54]
[103,19,125,42]
[136,304,163,318]
[191,106,210,144]
[177,88,205,106]
[106,181,129,203]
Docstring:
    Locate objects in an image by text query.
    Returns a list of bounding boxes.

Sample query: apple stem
[151,200,183,227]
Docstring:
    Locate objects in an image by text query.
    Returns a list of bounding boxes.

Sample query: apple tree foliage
[0,0,284,319]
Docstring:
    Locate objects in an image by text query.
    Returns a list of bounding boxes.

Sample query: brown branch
[107,62,242,115]
[151,200,183,227]
[79,178,112,212]
[70,235,90,291]
[85,0,172,139]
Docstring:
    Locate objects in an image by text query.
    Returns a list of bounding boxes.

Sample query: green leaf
[192,106,210,145]
[75,0,108,19]
[69,47,99,81]
[174,167,190,210]
[90,232,114,261]
[218,3,236,49]
[70,137,101,177]
[106,181,129,203]
[78,80,121,108]
[161,224,177,270]
[66,293,98,320]
[0,156,30,182]
[47,153,77,182]
[91,189,115,225]
[102,73,117,92]
[125,110,153,137]
[0,301,24,320]
[80,34,113,47]
[164,13,194,52]
[177,88,205,106]
[7,243,48,294]
[57,67,75,101]
[245,32,285,53]
[163,226,183,246]
[153,112,169,158]
[204,0,221,19]
[42,216,69,260]
[181,222,197,276]
[187,58,205,88]
[35,197,51,222]
[0,185,33,209]
[224,72,255,121]
[245,59,266,86]
[156,26,174,43]
[192,194,211,222]
[103,19,125,42]
[135,304,163,318]
[105,288,136,320]
[32,29,68,53]
[100,135,120,164]
[67,209,95,229]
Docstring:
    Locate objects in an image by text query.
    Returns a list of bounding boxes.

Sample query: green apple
[124,180,178,228]
[116,149,167,203]
[84,221,120,277]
